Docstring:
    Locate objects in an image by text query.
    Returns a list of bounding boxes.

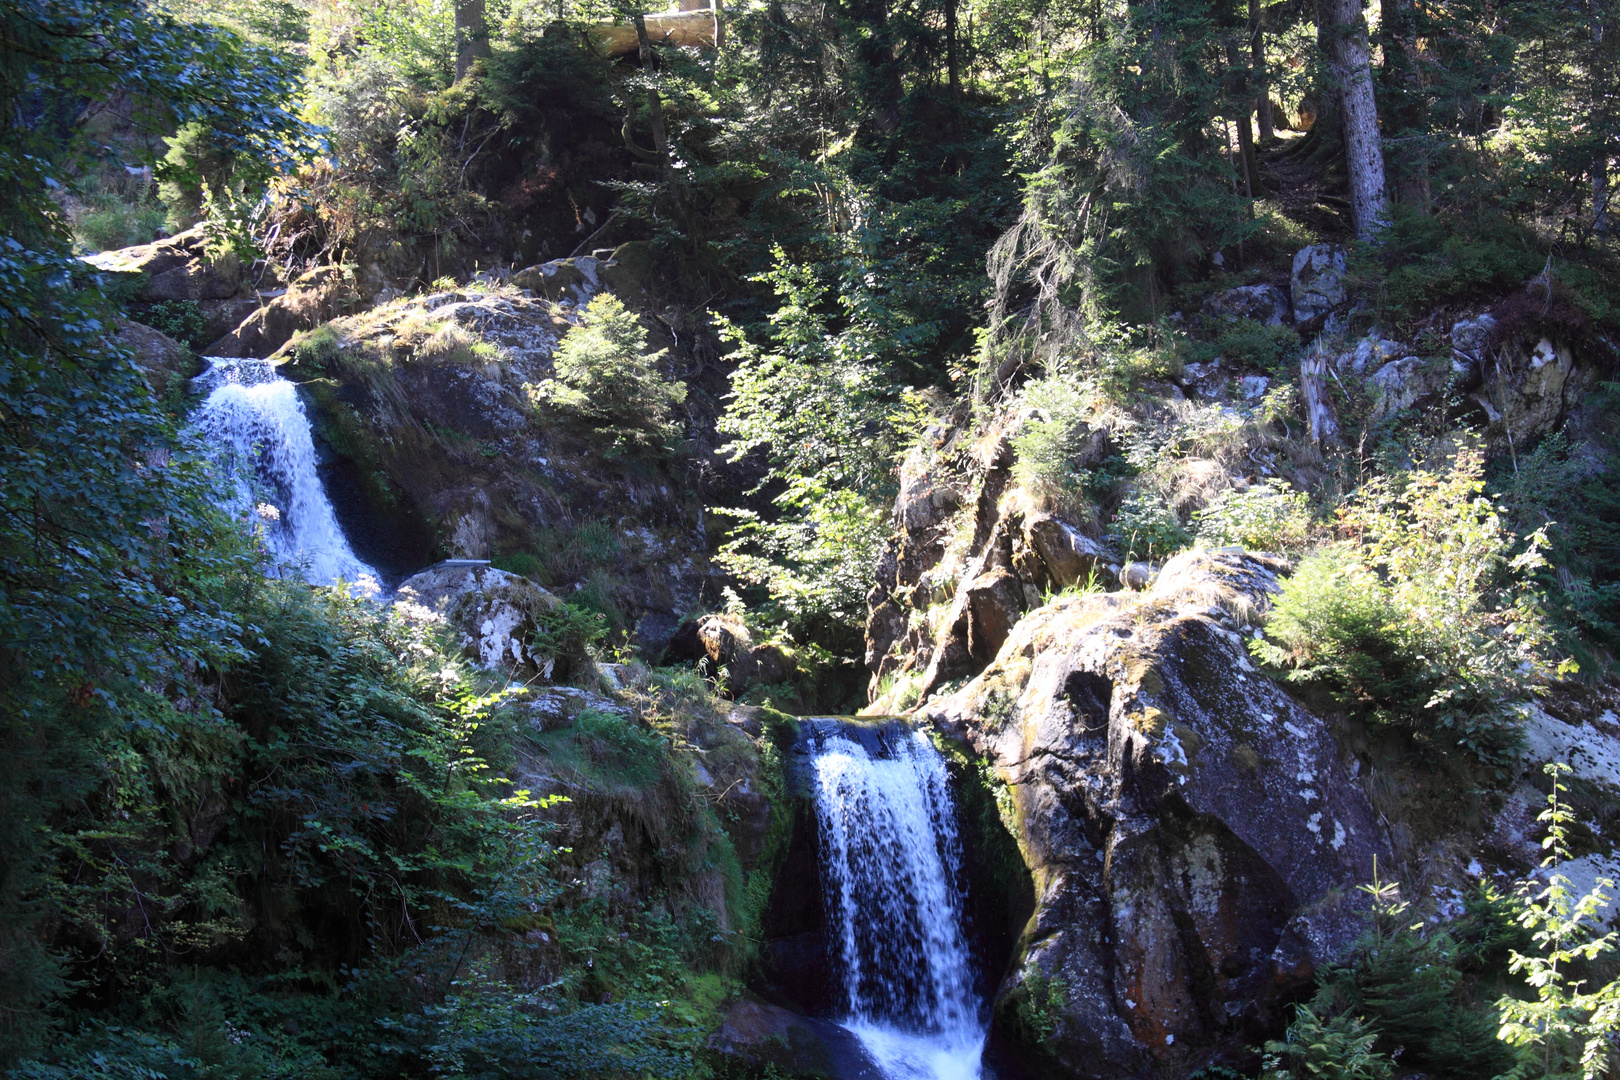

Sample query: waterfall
[812,726,985,1080]
[190,358,380,590]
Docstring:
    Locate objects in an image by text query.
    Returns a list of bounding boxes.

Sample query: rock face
[116,318,193,397]
[394,561,569,678]
[696,614,794,696]
[865,413,1110,708]
[1290,244,1347,324]
[276,269,712,623]
[922,550,1388,1077]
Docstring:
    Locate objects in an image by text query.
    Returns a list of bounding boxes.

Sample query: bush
[1010,374,1102,514]
[528,294,686,452]
[1252,448,1558,763]
[141,299,209,349]
[1194,481,1312,552]
[1183,319,1300,376]
[1108,489,1190,562]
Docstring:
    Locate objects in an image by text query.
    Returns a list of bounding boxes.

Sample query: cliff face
[921,550,1386,1076]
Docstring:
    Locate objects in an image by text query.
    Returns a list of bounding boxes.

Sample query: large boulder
[1203,283,1290,326]
[116,318,193,397]
[1290,244,1347,324]
[84,226,244,303]
[697,614,794,695]
[923,550,1387,1078]
[708,996,883,1080]
[393,561,570,678]
[204,265,366,358]
[1368,355,1451,421]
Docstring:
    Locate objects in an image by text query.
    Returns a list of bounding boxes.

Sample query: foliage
[531,602,609,683]
[1253,448,1558,763]
[142,299,210,350]
[1010,374,1102,512]
[1108,489,1191,563]
[1261,1006,1393,1080]
[1194,481,1312,553]
[529,293,686,452]
[714,253,909,644]
[1496,762,1620,1080]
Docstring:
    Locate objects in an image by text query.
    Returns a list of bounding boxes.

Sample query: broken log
[586,9,716,57]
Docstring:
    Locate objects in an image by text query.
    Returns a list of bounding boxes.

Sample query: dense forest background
[3,0,1620,1076]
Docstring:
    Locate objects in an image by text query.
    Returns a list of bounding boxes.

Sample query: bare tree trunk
[1301,340,1340,447]
[634,13,696,246]
[1227,44,1265,196]
[946,0,960,96]
[1251,0,1275,143]
[1319,0,1388,239]
[454,0,490,80]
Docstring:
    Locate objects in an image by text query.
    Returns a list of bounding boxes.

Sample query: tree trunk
[1379,0,1430,214]
[1226,44,1265,196]
[1251,1,1275,143]
[454,0,490,80]
[1597,165,1612,237]
[633,13,697,246]
[946,0,960,96]
[1318,0,1388,239]
[1301,340,1340,447]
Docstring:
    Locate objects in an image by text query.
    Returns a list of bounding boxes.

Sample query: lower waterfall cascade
[189,357,380,590]
[812,726,986,1080]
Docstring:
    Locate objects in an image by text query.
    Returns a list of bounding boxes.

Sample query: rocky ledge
[921,549,1388,1078]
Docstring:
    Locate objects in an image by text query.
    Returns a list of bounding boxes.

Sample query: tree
[528,292,687,450]
[1318,0,1388,239]
[454,0,490,79]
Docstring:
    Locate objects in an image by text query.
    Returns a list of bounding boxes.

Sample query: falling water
[812,726,985,1080]
[190,357,379,590]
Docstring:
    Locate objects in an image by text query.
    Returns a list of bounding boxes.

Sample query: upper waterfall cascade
[812,726,985,1080]
[190,357,380,589]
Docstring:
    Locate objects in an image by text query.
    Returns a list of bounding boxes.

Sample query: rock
[1238,374,1269,400]
[1450,313,1497,363]
[1179,359,1226,400]
[1475,335,1584,451]
[1368,356,1450,421]
[85,227,246,303]
[116,318,193,397]
[393,561,568,679]
[1203,283,1290,326]
[1025,515,1102,589]
[925,550,1388,1076]
[206,266,364,358]
[708,996,883,1080]
[1117,561,1156,590]
[1343,334,1402,376]
[510,255,607,306]
[966,567,1025,664]
[1290,244,1347,324]
[698,614,794,695]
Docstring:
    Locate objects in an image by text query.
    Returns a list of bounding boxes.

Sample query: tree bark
[1379,0,1430,214]
[946,0,960,96]
[454,0,490,81]
[1251,0,1275,143]
[1318,0,1388,239]
[1301,339,1340,447]
[1226,44,1265,196]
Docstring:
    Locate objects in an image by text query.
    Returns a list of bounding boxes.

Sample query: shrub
[1010,374,1102,514]
[1252,448,1558,763]
[1183,319,1300,376]
[528,293,686,451]
[1108,489,1190,562]
[141,299,209,349]
[531,600,608,682]
[1194,481,1312,552]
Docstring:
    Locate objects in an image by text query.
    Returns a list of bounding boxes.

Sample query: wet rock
[205,265,365,358]
[925,550,1388,1077]
[1290,244,1347,324]
[393,561,569,679]
[1203,283,1290,326]
[708,996,884,1080]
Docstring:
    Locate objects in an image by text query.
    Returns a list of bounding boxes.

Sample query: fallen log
[587,9,716,57]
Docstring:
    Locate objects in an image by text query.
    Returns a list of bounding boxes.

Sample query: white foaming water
[190,358,379,590]
[813,727,985,1080]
